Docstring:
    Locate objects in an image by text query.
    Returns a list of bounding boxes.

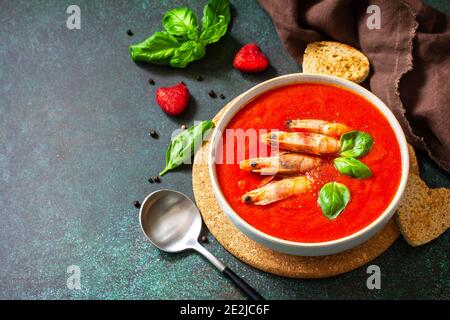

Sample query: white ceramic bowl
[208,73,409,256]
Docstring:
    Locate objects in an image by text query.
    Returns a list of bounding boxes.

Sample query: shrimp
[242,176,311,205]
[261,131,340,155]
[239,153,321,175]
[286,119,351,137]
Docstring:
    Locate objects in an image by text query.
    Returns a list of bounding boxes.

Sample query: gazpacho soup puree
[215,83,402,243]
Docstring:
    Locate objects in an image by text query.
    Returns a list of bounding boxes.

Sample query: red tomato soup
[215,83,402,243]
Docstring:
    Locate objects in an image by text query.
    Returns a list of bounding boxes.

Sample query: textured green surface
[0,0,449,300]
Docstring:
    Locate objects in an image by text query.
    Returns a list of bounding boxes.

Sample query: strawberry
[155,82,190,116]
[233,44,269,73]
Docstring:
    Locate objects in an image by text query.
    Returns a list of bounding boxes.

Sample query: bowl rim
[208,73,409,249]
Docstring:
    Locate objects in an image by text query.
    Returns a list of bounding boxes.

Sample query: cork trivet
[193,101,418,278]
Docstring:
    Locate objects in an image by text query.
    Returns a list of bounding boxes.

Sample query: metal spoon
[139,189,264,300]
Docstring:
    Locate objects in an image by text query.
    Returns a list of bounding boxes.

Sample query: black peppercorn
[208,90,217,98]
[133,201,141,208]
[149,130,158,139]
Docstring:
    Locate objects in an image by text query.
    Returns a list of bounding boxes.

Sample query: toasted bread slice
[396,174,450,246]
[302,41,370,84]
[408,144,419,175]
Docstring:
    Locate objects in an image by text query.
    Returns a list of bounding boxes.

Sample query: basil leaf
[318,182,351,220]
[187,27,200,41]
[170,41,206,68]
[130,32,181,63]
[200,15,228,44]
[202,0,231,30]
[160,120,215,176]
[340,130,374,158]
[334,157,372,179]
[200,0,230,44]
[163,7,198,37]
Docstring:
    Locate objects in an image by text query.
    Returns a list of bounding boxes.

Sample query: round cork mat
[192,101,417,279]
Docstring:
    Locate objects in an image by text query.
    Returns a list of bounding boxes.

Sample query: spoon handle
[192,243,265,300]
[222,267,265,300]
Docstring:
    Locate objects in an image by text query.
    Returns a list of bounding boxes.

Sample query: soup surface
[215,83,402,243]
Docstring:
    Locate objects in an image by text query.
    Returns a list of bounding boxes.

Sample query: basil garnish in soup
[340,130,373,158]
[334,157,373,179]
[318,182,351,220]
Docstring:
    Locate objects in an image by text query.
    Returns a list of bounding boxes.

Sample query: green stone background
[0,0,449,300]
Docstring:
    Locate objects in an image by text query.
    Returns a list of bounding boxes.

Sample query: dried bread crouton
[302,41,370,84]
[396,174,450,246]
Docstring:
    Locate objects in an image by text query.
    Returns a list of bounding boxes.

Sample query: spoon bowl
[140,190,201,253]
[139,189,264,300]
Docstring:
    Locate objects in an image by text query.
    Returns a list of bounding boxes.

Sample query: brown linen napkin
[258,0,450,172]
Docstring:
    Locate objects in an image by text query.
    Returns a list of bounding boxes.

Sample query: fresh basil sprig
[130,0,231,68]
[334,157,372,179]
[318,182,351,220]
[160,120,214,176]
[340,130,374,158]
